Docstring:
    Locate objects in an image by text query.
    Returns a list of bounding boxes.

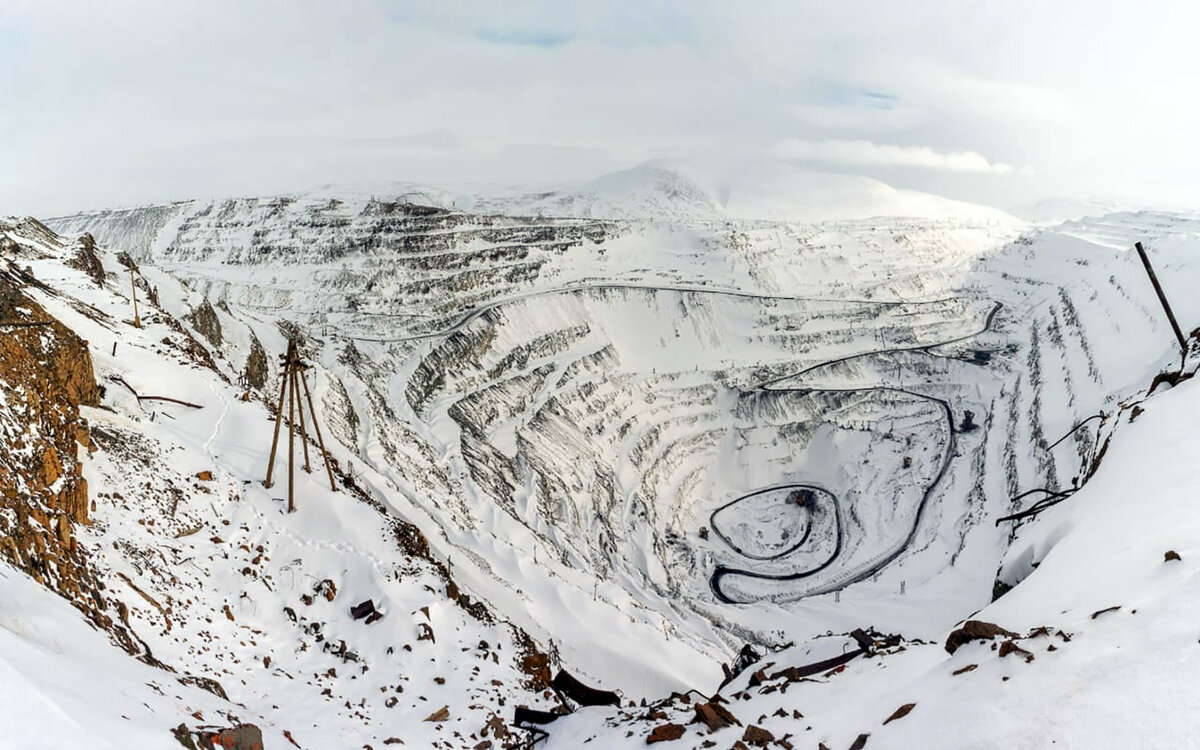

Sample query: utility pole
[1135,241,1188,364]
[263,339,338,512]
[129,268,141,328]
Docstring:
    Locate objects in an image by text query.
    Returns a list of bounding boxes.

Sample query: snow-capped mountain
[8,167,1200,748]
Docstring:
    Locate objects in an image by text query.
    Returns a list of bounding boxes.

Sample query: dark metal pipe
[1135,241,1188,358]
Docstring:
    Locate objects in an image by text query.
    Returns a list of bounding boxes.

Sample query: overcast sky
[2,0,1198,217]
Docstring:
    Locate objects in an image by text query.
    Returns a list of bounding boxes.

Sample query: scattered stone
[314,578,338,601]
[882,703,916,725]
[848,734,870,750]
[1090,605,1121,620]
[196,470,214,481]
[951,664,978,676]
[424,706,450,723]
[693,700,741,731]
[351,599,376,620]
[945,621,1018,654]
[1166,550,1182,562]
[741,724,774,746]
[998,640,1033,662]
[646,723,685,744]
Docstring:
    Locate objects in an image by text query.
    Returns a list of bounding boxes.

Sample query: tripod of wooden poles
[264,340,336,512]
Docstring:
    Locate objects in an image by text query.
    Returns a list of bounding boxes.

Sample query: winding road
[709,302,1001,604]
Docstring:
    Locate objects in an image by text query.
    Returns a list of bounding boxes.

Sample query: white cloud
[0,0,1197,215]
[777,139,1018,174]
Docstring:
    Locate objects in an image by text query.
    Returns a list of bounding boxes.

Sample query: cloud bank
[0,0,1196,215]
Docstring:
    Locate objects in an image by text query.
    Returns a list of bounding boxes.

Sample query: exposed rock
[186,298,223,348]
[0,272,140,654]
[516,629,553,690]
[998,640,1033,661]
[848,734,870,750]
[424,706,450,722]
[646,723,685,744]
[315,578,338,601]
[945,621,1018,654]
[242,332,269,391]
[67,233,106,285]
[1165,550,1182,562]
[178,674,228,700]
[693,700,741,731]
[741,724,774,746]
[198,724,262,750]
[171,724,198,749]
[883,703,916,724]
[196,470,214,481]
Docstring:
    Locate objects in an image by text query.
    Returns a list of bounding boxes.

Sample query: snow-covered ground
[1,221,564,749]
[9,169,1200,747]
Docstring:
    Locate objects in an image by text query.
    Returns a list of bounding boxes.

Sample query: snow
[1,221,565,749]
[542,370,1200,749]
[14,187,1200,748]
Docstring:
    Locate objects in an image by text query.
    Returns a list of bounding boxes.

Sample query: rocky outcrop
[241,331,268,390]
[0,268,148,659]
[66,232,106,285]
[186,297,223,348]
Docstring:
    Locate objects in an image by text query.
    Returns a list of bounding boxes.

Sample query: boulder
[944,621,1017,654]
[646,723,685,744]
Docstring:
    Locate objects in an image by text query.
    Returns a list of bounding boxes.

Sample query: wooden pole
[263,341,293,489]
[1135,241,1188,361]
[129,268,141,328]
[293,366,312,473]
[287,349,296,513]
[299,365,338,492]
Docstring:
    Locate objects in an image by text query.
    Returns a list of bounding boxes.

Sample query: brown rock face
[66,233,107,286]
[0,272,137,653]
[186,297,223,348]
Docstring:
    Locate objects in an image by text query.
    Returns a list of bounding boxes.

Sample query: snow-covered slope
[0,219,568,749]
[546,346,1200,749]
[32,183,1200,749]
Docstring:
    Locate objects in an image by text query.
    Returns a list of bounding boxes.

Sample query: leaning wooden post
[287,348,297,513]
[1135,241,1188,363]
[298,365,338,492]
[292,366,313,473]
[264,341,293,489]
[129,268,141,328]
